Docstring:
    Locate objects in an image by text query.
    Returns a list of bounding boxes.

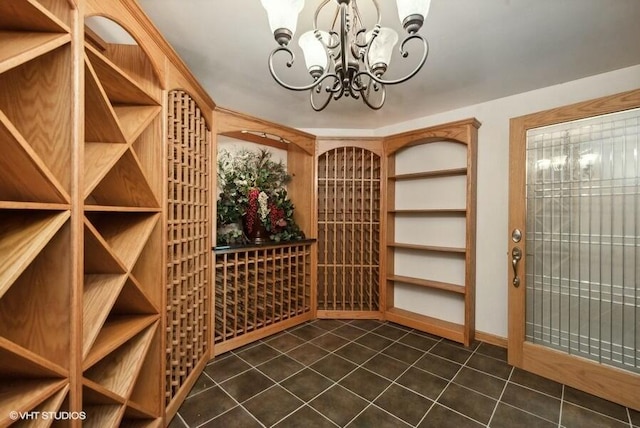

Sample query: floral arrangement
[216,148,304,245]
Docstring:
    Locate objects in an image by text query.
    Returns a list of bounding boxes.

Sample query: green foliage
[216,148,304,244]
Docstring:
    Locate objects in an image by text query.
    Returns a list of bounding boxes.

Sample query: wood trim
[213,312,314,356]
[220,131,289,151]
[70,4,84,421]
[215,107,316,156]
[475,331,507,348]
[522,342,640,411]
[507,114,527,368]
[384,118,481,155]
[512,88,640,130]
[119,0,215,110]
[316,137,385,156]
[385,307,465,344]
[316,310,383,319]
[164,355,208,422]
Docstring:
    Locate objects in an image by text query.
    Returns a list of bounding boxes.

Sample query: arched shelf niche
[316,141,384,318]
[211,107,317,354]
[383,118,480,346]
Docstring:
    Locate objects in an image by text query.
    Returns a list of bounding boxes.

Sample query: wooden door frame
[508,88,640,411]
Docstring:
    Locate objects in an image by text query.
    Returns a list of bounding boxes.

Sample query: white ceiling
[136,0,640,130]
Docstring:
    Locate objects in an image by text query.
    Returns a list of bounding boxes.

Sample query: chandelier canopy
[260,0,431,111]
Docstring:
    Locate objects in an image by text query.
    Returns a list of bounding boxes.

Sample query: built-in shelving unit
[384,119,480,346]
[166,90,211,413]
[317,145,382,317]
[0,0,73,424]
[213,241,314,354]
[213,109,317,354]
[2,0,214,425]
[82,14,163,426]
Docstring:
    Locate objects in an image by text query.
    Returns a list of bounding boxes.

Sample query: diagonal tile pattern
[170,320,639,427]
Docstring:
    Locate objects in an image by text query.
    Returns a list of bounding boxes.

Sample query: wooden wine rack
[82,12,164,426]
[166,90,211,410]
[0,1,74,425]
[1,0,215,424]
[214,241,314,354]
[317,146,382,316]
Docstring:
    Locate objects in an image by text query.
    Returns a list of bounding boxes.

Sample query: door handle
[511,247,522,287]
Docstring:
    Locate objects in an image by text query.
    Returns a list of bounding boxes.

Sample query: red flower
[245,188,260,233]
[268,203,285,231]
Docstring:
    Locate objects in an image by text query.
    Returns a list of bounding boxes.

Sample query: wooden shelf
[0,210,69,300]
[111,276,158,316]
[0,337,67,378]
[0,0,69,33]
[388,167,467,180]
[387,275,465,295]
[85,44,159,106]
[0,111,69,203]
[85,57,127,144]
[85,212,159,270]
[83,274,128,357]
[83,378,126,405]
[31,383,68,417]
[125,401,158,420]
[84,142,129,197]
[385,307,466,343]
[0,43,73,194]
[83,404,125,428]
[84,322,157,398]
[387,242,466,254]
[83,315,157,371]
[0,201,70,210]
[84,205,161,213]
[388,208,466,215]
[88,149,159,208]
[82,381,127,427]
[113,105,161,143]
[0,30,70,74]
[84,220,128,274]
[0,379,67,427]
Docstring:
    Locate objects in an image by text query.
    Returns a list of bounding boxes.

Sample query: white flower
[258,191,269,221]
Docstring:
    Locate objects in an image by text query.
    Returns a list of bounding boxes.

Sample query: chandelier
[260,0,431,111]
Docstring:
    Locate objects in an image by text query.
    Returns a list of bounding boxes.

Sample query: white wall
[308,64,640,338]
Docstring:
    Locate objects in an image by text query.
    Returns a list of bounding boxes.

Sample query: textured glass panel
[525,107,640,373]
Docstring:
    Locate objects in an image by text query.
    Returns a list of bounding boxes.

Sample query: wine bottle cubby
[317,145,382,316]
[0,0,73,424]
[214,242,314,354]
[166,90,211,411]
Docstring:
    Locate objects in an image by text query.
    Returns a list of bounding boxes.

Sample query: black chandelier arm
[268,46,336,92]
[359,34,429,86]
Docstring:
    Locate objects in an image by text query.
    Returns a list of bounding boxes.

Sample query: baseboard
[476,330,507,348]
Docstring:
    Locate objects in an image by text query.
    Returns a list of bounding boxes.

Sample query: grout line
[197,321,637,428]
[415,340,484,427]
[487,365,514,426]
[558,384,565,428]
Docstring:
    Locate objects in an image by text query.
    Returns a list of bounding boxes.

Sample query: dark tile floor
[169,319,640,428]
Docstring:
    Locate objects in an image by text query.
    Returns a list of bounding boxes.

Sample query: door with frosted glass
[508,90,640,411]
